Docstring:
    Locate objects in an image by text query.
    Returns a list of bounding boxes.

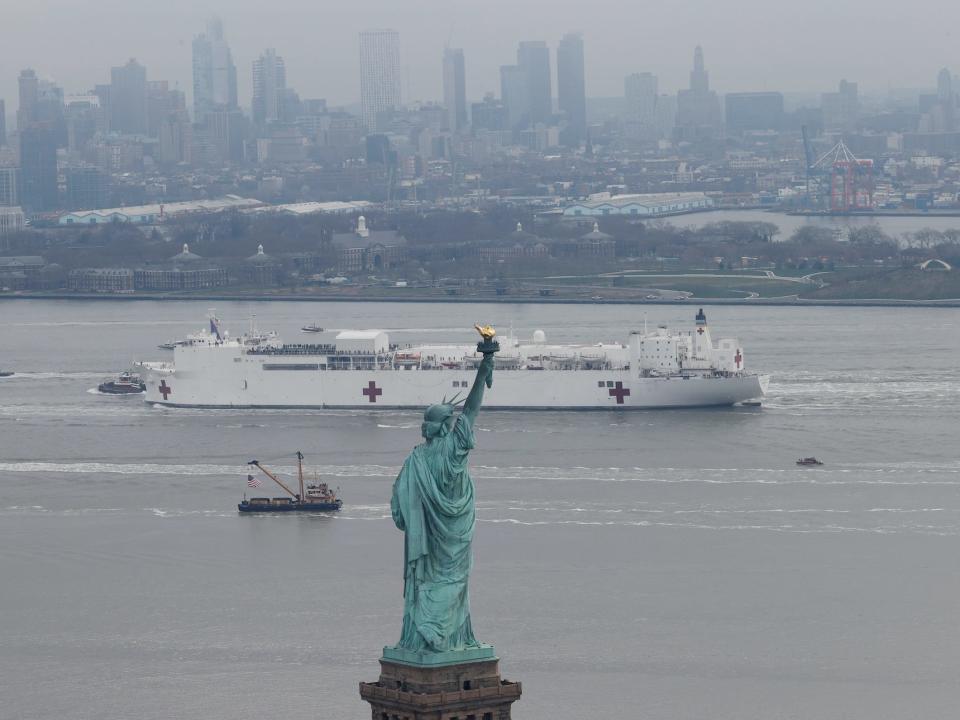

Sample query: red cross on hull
[362,380,383,403]
[159,380,172,400]
[608,381,631,404]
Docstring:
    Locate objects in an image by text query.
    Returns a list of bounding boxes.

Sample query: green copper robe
[390,413,480,652]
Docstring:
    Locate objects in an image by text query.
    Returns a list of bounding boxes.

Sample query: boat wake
[6,371,108,380]
[2,460,960,485]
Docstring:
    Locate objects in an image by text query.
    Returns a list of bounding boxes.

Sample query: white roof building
[563,192,713,218]
[57,195,263,226]
[247,201,373,217]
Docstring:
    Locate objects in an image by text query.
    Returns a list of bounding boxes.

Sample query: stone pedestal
[359,652,521,720]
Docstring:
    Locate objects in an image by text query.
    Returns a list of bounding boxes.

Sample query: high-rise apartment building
[19,122,59,211]
[442,48,467,133]
[64,95,103,152]
[203,108,246,163]
[252,49,287,131]
[517,41,552,126]
[0,166,19,206]
[557,33,586,145]
[110,59,148,135]
[359,29,401,131]
[471,94,509,132]
[192,18,238,119]
[624,72,658,140]
[159,110,192,166]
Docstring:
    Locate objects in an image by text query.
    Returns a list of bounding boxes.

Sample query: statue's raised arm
[462,324,499,424]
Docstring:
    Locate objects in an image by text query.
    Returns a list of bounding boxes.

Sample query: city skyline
[2,0,959,115]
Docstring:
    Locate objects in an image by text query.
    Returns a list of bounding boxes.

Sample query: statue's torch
[474,324,500,388]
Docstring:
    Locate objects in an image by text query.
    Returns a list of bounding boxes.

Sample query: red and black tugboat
[238,451,342,513]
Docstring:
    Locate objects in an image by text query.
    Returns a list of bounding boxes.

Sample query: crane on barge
[239,451,342,513]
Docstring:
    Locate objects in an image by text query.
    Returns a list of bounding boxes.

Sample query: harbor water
[1,300,959,719]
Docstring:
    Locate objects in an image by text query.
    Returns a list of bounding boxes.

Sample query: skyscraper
[0,99,6,146]
[517,41,551,126]
[690,45,709,94]
[19,122,59,211]
[675,45,721,140]
[147,81,185,139]
[500,64,530,133]
[252,49,287,131]
[624,72,658,140]
[821,79,858,132]
[442,48,467,133]
[936,68,955,132]
[557,33,586,145]
[110,59,148,135]
[17,69,39,130]
[359,29,401,131]
[192,18,238,119]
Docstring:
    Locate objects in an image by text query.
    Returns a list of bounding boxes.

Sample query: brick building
[68,268,134,293]
[333,215,407,273]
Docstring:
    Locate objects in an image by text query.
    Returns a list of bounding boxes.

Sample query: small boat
[796,457,824,466]
[0,370,14,378]
[98,371,146,394]
[239,452,342,513]
[301,323,324,333]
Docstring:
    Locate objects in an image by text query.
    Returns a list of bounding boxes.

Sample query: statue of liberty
[387,326,499,661]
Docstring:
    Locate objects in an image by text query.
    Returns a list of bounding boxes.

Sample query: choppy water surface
[1,300,959,720]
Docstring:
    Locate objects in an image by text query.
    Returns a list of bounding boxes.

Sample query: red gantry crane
[812,140,874,213]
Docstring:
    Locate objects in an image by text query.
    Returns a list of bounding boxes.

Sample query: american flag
[247,474,262,488]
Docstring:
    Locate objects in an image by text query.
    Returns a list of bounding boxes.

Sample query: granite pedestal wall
[359,655,521,720]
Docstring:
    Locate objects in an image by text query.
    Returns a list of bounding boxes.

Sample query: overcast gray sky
[2,0,957,111]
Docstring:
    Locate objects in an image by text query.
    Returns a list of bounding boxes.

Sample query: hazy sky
[2,0,957,112]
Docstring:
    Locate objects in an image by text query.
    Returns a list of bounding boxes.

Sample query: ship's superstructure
[139,310,767,409]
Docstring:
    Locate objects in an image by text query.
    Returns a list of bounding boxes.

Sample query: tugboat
[238,451,342,513]
[158,340,188,350]
[301,323,324,333]
[796,457,824,466]
[0,370,13,378]
[98,371,146,394]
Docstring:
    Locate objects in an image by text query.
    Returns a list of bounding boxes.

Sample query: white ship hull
[140,311,768,410]
[143,359,767,409]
